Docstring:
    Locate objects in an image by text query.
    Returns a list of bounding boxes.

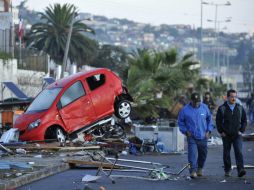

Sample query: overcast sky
[12,0,254,33]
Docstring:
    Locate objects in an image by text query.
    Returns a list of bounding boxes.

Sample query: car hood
[14,111,46,131]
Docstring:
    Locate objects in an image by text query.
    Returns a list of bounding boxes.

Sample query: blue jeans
[222,136,244,172]
[187,137,208,173]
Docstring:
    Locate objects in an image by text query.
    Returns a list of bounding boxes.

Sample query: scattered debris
[16,148,27,154]
[0,143,14,155]
[242,133,254,141]
[208,136,223,146]
[82,174,101,182]
[232,165,254,170]
[0,128,19,143]
[0,161,32,170]
[99,186,106,190]
[244,180,251,184]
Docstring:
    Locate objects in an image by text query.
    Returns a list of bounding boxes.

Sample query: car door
[85,73,115,119]
[58,81,96,133]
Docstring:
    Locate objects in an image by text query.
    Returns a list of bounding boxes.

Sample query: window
[26,88,62,113]
[86,74,105,91]
[60,81,85,107]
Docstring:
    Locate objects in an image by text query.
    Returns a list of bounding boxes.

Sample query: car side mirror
[57,101,62,110]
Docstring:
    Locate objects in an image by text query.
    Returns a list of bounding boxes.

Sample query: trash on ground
[208,136,223,146]
[0,128,19,143]
[82,174,101,182]
[242,133,254,141]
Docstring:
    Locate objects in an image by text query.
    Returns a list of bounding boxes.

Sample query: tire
[115,99,131,119]
[55,127,66,143]
[111,123,126,138]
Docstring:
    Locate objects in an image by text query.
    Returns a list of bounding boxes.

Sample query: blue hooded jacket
[178,102,214,139]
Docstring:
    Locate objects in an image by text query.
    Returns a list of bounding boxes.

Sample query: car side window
[86,74,105,91]
[60,81,86,108]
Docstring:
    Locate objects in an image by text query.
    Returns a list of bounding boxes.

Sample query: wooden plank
[66,159,122,169]
[9,145,101,151]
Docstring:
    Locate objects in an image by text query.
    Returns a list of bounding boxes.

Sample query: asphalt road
[17,138,254,190]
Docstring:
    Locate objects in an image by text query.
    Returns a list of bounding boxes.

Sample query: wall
[0,59,46,99]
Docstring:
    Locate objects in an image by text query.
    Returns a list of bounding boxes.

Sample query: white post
[19,36,22,67]
[200,0,204,69]
[61,11,75,78]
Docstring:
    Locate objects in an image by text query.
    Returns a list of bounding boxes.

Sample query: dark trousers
[222,136,244,172]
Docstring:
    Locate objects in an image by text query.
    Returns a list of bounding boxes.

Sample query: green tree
[90,44,129,80]
[127,48,199,119]
[26,3,97,67]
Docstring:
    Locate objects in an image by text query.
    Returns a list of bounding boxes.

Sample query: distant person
[170,95,188,118]
[203,92,216,114]
[178,92,213,178]
[216,89,247,177]
[246,93,254,124]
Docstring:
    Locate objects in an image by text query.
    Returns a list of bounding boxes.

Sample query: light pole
[207,18,231,82]
[200,0,210,72]
[205,1,231,82]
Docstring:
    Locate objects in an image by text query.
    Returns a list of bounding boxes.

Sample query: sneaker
[225,171,231,177]
[197,168,203,176]
[190,171,197,178]
[238,169,246,177]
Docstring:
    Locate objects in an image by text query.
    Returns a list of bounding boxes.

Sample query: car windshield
[26,88,62,113]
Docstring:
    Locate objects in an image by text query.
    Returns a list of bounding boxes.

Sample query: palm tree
[126,48,200,119]
[26,3,97,67]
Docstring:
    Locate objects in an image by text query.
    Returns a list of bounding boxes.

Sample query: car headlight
[28,119,41,130]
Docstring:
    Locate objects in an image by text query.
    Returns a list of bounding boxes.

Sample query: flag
[18,18,24,39]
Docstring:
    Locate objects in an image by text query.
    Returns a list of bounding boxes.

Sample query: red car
[14,68,133,142]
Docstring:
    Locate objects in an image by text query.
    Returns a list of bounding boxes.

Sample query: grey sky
[13,0,254,33]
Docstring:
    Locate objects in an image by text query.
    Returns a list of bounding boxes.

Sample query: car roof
[47,68,111,88]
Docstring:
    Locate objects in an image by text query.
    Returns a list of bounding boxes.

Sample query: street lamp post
[207,18,231,82]
[205,1,231,82]
[200,0,210,72]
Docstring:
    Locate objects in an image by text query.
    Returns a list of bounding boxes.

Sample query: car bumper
[19,127,45,141]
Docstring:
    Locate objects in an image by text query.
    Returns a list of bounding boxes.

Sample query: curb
[0,163,70,190]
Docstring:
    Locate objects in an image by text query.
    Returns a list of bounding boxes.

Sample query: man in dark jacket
[216,89,247,177]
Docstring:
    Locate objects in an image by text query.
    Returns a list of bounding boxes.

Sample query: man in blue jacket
[178,92,213,178]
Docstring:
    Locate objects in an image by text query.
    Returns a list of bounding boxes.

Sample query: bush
[0,51,12,60]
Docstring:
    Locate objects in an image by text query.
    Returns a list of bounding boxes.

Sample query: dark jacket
[216,102,247,138]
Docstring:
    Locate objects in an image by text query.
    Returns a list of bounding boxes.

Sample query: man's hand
[186,131,192,137]
[205,132,211,139]
[238,131,243,136]
[220,132,226,137]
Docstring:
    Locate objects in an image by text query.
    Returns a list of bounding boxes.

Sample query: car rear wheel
[115,100,131,119]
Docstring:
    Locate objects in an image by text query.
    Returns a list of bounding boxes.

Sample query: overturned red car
[14,68,133,142]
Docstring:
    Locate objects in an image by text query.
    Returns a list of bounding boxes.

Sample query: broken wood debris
[0,143,14,155]
[66,159,123,169]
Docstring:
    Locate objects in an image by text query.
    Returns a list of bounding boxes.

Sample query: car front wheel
[115,100,131,119]
[55,127,66,143]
